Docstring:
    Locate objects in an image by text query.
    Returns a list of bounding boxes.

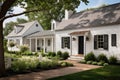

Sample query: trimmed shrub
[59,62,73,67]
[20,45,29,53]
[85,52,96,61]
[22,51,33,55]
[92,61,97,65]
[62,52,69,60]
[97,54,108,62]
[86,61,92,64]
[57,51,62,57]
[40,50,45,57]
[97,62,103,66]
[109,56,117,64]
[40,60,59,69]
[67,62,74,67]
[60,62,67,67]
[103,63,109,66]
[47,52,56,57]
[97,61,105,66]
[79,59,86,64]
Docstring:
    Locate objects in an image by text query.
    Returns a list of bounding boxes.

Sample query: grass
[48,65,120,80]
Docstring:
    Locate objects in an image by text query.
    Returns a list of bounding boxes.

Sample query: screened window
[61,37,70,49]
[111,34,117,46]
[94,34,108,50]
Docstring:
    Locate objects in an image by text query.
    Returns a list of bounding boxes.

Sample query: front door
[78,36,84,54]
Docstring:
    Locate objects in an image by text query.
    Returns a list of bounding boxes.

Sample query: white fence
[5,57,11,69]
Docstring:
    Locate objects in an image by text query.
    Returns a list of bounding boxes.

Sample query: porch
[27,30,55,53]
[69,30,90,56]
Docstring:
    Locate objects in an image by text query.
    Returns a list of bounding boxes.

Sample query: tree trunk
[0,20,5,76]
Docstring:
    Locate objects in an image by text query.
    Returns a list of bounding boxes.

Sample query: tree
[0,0,89,76]
[26,0,89,30]
[4,18,28,36]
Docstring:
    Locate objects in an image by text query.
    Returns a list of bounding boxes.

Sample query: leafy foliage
[4,18,28,36]
[57,51,62,57]
[24,0,89,29]
[62,52,69,60]
[109,56,117,64]
[97,54,108,62]
[8,41,15,48]
[85,52,96,61]
[20,45,29,53]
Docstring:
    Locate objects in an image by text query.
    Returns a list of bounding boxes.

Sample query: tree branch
[0,8,46,21]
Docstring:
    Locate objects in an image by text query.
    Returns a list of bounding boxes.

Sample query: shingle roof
[28,30,55,38]
[7,21,38,38]
[56,3,120,31]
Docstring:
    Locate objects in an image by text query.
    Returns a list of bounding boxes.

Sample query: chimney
[51,19,56,31]
[65,9,73,20]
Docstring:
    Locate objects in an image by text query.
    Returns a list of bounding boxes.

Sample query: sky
[3,0,120,27]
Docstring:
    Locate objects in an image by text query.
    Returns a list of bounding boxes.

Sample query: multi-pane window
[94,34,108,50]
[61,37,70,49]
[111,34,117,46]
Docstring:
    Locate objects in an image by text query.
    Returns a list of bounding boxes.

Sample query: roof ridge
[70,2,120,18]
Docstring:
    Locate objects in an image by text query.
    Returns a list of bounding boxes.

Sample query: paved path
[0,60,100,80]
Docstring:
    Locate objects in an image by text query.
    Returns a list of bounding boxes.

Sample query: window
[61,37,70,49]
[36,24,38,27]
[94,34,108,50]
[48,39,51,46]
[111,34,117,46]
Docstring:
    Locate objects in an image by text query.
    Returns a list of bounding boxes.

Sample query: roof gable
[7,20,43,38]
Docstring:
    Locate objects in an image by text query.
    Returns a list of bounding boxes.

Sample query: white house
[7,3,120,60]
[54,3,120,60]
[6,20,43,51]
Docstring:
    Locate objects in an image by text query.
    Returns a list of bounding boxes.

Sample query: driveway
[0,60,100,80]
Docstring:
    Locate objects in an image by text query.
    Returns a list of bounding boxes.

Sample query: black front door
[78,36,84,54]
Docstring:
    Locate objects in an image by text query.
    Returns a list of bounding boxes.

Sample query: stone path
[0,60,100,80]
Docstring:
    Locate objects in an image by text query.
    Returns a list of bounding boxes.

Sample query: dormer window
[14,25,24,34]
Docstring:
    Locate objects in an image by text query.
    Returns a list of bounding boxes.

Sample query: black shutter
[68,37,70,49]
[104,35,108,50]
[111,34,116,46]
[61,37,64,48]
[94,35,97,49]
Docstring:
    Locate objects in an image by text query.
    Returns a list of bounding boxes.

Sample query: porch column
[29,38,31,51]
[43,37,46,53]
[70,36,72,56]
[35,38,37,52]
[51,37,54,52]
[20,38,23,46]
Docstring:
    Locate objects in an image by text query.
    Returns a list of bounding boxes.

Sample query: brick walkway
[0,60,100,80]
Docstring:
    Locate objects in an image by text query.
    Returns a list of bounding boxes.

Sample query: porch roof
[69,30,90,35]
[27,30,55,38]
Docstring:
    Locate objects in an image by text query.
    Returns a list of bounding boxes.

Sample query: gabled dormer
[51,19,56,31]
[14,25,24,34]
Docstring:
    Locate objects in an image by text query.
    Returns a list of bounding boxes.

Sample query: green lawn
[48,65,120,80]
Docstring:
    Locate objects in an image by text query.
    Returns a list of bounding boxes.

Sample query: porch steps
[68,56,84,61]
